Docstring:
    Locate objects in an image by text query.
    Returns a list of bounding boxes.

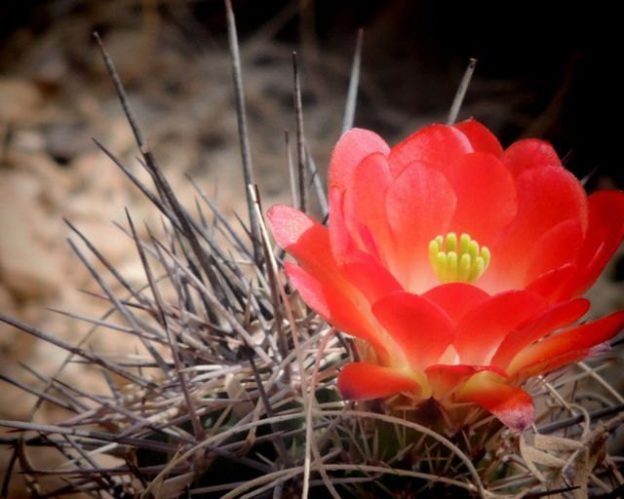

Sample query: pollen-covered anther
[428,232,491,283]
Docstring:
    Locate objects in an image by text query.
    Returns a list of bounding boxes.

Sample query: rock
[0,238,62,301]
[45,120,93,163]
[66,219,135,270]
[0,384,37,420]
[0,286,14,311]
[95,30,150,83]
[69,150,129,196]
[0,172,63,301]
[9,128,46,153]
[4,151,72,210]
[0,287,28,366]
[0,77,43,122]
[0,289,39,420]
[116,259,149,286]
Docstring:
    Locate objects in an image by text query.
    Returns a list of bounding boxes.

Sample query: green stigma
[428,232,491,284]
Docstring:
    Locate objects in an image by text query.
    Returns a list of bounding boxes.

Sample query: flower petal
[455,371,535,431]
[344,152,395,265]
[454,290,548,365]
[267,205,333,273]
[422,283,489,326]
[284,262,330,318]
[388,124,473,177]
[523,220,583,286]
[385,163,457,290]
[372,292,455,370]
[508,311,624,378]
[563,190,624,297]
[502,138,562,177]
[525,264,576,302]
[512,350,592,380]
[328,188,359,263]
[436,152,517,244]
[484,166,587,292]
[491,298,590,369]
[454,119,503,157]
[284,262,390,361]
[267,206,394,360]
[426,365,477,399]
[341,252,403,304]
[338,362,420,400]
[329,128,390,190]
[425,364,507,401]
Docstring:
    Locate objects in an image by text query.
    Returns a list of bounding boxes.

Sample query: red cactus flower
[267,120,624,430]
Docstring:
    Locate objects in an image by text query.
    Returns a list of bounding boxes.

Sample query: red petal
[491,298,590,369]
[512,166,587,232]
[372,292,455,370]
[512,340,612,380]
[483,166,587,292]
[525,264,576,302]
[344,152,395,265]
[511,349,591,380]
[426,365,477,399]
[524,220,583,284]
[284,262,331,318]
[341,252,403,304]
[563,190,624,297]
[422,283,489,326]
[328,188,359,263]
[268,207,395,360]
[338,362,420,400]
[329,128,390,190]
[385,163,456,290]
[267,205,333,272]
[426,364,507,400]
[502,138,562,177]
[454,119,503,157]
[508,311,624,378]
[269,206,404,364]
[388,123,473,177]
[436,152,517,244]
[454,291,547,365]
[456,371,535,431]
[284,262,390,361]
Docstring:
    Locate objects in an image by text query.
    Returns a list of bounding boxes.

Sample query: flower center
[428,232,490,284]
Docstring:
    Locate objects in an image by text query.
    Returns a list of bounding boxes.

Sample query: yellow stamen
[429,232,490,283]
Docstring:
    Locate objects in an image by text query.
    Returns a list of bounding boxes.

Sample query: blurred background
[1,0,622,494]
